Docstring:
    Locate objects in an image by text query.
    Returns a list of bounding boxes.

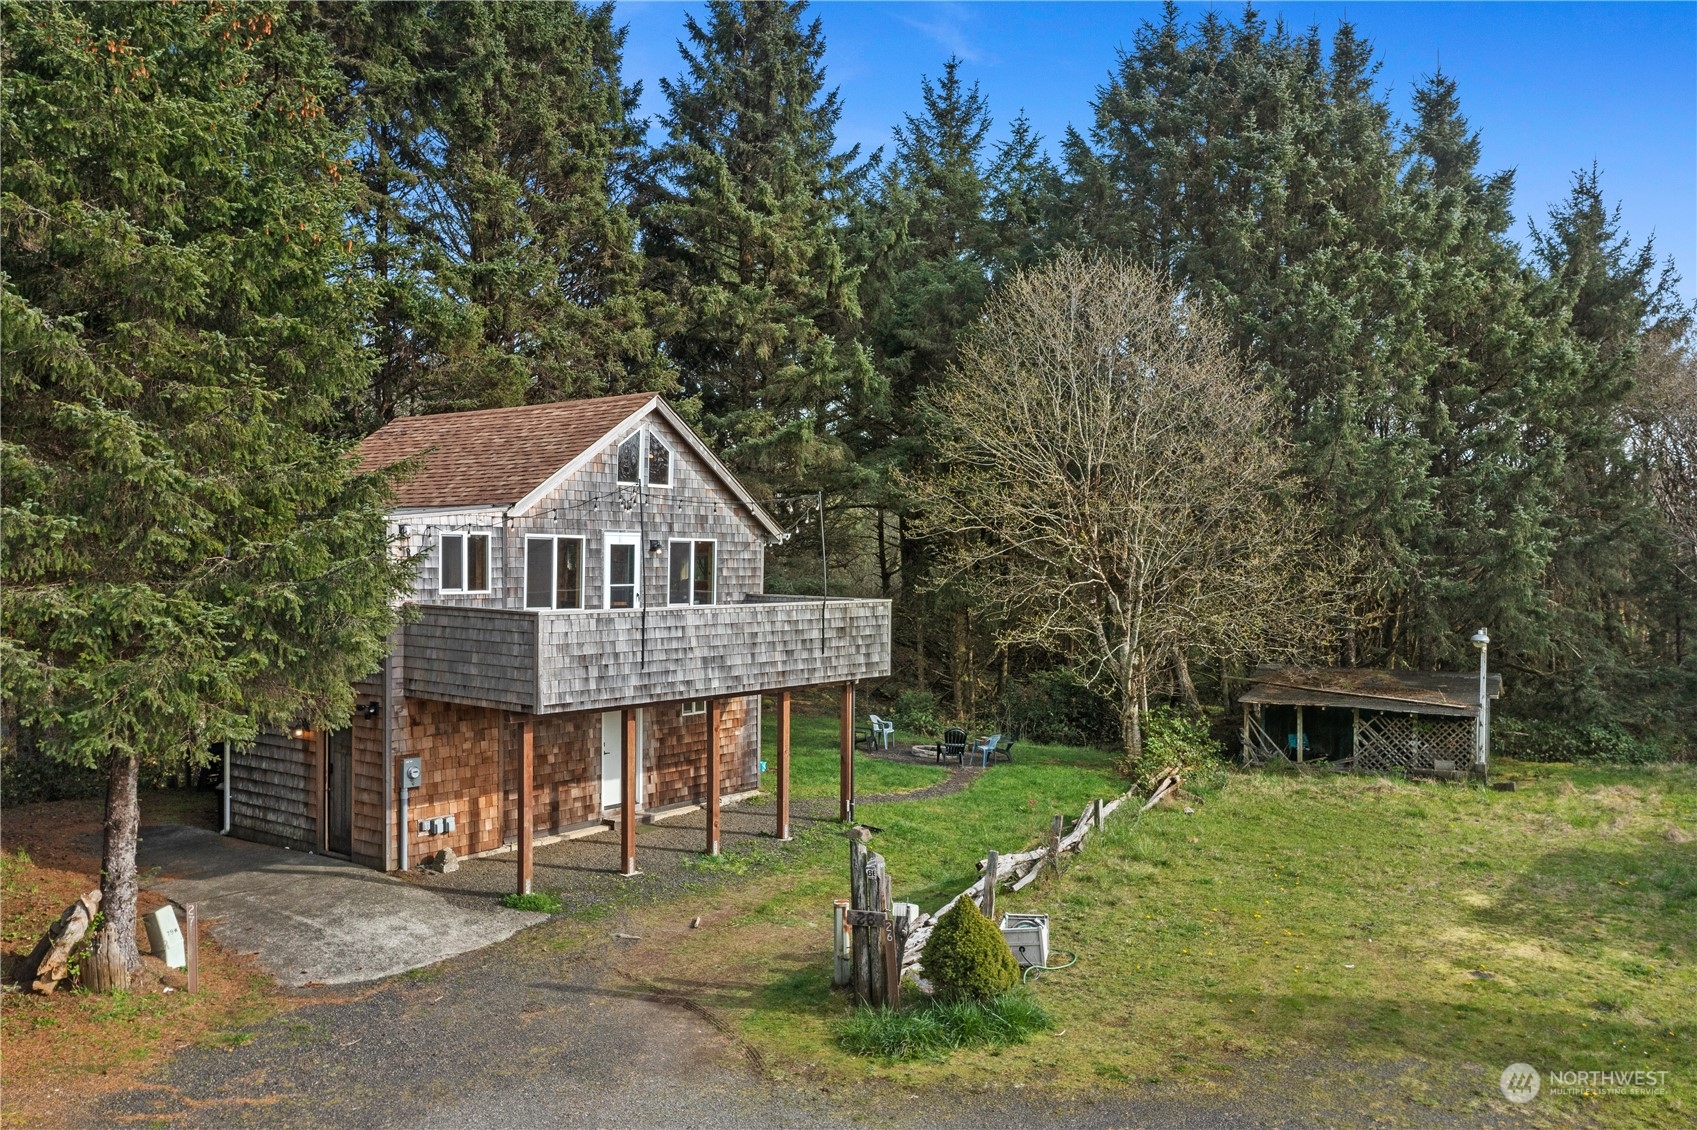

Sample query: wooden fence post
[982,849,998,922]
[1093,798,1104,833]
[867,852,889,1008]
[184,903,199,994]
[849,836,870,1005]
[1050,814,1064,879]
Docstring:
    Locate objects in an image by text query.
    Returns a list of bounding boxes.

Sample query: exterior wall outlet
[419,819,431,834]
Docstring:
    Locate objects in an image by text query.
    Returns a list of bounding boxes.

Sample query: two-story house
[224,393,891,890]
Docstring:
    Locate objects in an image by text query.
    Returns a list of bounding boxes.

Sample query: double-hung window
[668,540,716,606]
[524,536,583,610]
[440,532,490,594]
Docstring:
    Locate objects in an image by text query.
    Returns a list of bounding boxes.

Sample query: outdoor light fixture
[291,726,311,740]
[362,701,381,720]
[649,539,663,555]
[1470,628,1490,770]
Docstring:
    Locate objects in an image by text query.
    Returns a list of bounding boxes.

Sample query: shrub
[835,989,1053,1061]
[501,891,563,914]
[1494,717,1667,765]
[892,689,942,736]
[998,668,1118,745]
[920,898,1018,1002]
[1117,705,1228,788]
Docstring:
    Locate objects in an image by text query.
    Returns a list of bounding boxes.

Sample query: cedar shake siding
[227,395,889,873]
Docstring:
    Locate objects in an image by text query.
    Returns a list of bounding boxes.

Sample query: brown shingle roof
[357,394,658,510]
[1239,665,1503,718]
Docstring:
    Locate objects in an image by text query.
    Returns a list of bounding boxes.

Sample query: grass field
[613,713,1696,1127]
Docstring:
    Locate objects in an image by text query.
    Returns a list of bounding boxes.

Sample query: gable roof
[1239,665,1503,719]
[357,394,785,538]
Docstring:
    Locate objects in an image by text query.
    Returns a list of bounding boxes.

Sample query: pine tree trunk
[951,605,968,717]
[81,751,142,993]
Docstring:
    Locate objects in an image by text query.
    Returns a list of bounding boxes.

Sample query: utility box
[144,905,186,969]
[998,912,1050,969]
[891,901,919,935]
[831,899,852,988]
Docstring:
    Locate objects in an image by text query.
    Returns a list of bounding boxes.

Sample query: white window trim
[524,534,585,611]
[681,699,707,718]
[603,532,641,610]
[615,431,642,486]
[645,430,673,490]
[667,537,717,607]
[440,530,493,595]
[612,426,674,489]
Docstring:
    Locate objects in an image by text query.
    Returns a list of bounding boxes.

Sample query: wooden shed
[1239,666,1502,778]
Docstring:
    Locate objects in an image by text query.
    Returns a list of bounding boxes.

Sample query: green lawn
[631,712,1695,1126]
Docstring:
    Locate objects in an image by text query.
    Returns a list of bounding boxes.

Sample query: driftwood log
[15,888,101,993]
[901,777,1183,971]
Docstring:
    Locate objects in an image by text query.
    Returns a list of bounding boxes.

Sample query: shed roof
[1239,665,1502,719]
[356,394,785,538]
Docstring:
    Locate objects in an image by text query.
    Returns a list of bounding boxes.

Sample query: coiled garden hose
[1021,949,1078,983]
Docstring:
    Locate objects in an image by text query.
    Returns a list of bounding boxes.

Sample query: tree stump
[16,889,101,993]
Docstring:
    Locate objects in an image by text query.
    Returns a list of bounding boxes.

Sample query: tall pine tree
[320,1,669,426]
[2,0,411,989]
[641,0,878,501]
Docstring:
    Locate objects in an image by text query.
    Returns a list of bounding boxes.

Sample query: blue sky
[616,1,1697,307]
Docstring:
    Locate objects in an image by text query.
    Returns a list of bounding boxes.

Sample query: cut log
[16,888,101,994]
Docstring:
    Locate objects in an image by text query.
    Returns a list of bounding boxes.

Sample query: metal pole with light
[1470,628,1490,775]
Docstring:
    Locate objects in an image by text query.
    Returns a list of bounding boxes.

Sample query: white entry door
[600,711,644,810]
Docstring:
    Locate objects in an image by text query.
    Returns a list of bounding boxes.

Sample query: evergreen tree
[1,1,411,989]
[321,1,668,426]
[641,0,878,500]
[1529,167,1693,719]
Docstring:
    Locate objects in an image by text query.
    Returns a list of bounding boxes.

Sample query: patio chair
[970,733,1003,767]
[987,728,1019,764]
[867,714,895,750]
[934,727,967,765]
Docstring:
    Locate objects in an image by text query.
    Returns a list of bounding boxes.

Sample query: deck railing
[401,596,891,714]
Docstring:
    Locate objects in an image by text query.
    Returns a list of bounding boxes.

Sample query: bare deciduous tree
[911,252,1345,762]
[1630,332,1697,581]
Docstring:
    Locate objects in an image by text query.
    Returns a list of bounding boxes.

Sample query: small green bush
[501,891,563,914]
[892,689,942,736]
[1117,705,1228,788]
[835,989,1053,1061]
[920,898,1018,1002]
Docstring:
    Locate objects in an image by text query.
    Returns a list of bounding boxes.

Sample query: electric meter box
[998,912,1049,969]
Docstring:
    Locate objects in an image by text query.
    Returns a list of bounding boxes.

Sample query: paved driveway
[140,825,546,986]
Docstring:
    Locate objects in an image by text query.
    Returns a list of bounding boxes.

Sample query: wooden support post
[518,716,534,895]
[1352,707,1360,763]
[1050,814,1064,878]
[839,681,854,823]
[1092,798,1104,833]
[982,849,998,921]
[776,690,792,841]
[849,837,870,1003]
[1241,704,1251,762]
[1295,705,1305,764]
[184,903,199,994]
[705,697,722,856]
[620,707,638,876]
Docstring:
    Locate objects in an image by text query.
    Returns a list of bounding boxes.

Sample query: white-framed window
[616,433,641,484]
[614,427,673,488]
[440,531,491,594]
[646,431,671,487]
[604,533,640,609]
[681,699,706,718]
[668,539,716,606]
[524,535,584,610]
